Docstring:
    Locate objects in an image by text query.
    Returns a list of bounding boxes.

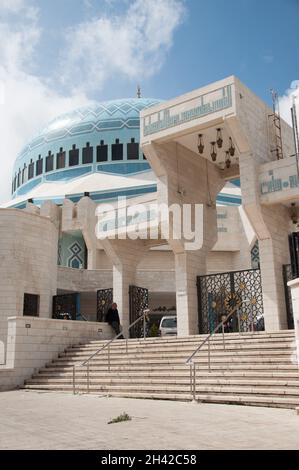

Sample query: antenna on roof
[137,85,141,99]
[269,89,284,160]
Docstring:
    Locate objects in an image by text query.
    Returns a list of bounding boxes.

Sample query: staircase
[24,330,299,408]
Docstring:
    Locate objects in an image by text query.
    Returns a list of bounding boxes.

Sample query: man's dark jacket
[106,308,120,325]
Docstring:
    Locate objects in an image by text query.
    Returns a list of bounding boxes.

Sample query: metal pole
[108,344,111,372]
[190,363,193,398]
[87,362,90,394]
[73,366,76,395]
[237,309,241,334]
[208,337,211,372]
[193,363,196,401]
[126,337,128,354]
[143,314,146,340]
[251,304,254,332]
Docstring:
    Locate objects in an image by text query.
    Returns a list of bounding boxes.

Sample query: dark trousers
[110,321,120,335]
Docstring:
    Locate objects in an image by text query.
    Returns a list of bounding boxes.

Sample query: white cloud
[0,0,185,203]
[0,0,25,12]
[62,0,186,93]
[0,4,91,204]
[279,80,299,126]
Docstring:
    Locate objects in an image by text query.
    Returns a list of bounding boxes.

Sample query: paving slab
[0,390,299,450]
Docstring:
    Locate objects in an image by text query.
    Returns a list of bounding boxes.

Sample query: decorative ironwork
[23,293,39,317]
[97,288,113,322]
[198,269,264,334]
[52,293,79,320]
[283,264,294,330]
[129,285,149,338]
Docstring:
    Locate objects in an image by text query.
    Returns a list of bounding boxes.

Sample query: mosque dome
[11,98,162,201]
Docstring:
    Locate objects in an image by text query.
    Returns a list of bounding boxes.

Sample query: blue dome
[12,98,162,198]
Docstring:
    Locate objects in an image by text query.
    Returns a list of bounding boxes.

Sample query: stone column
[239,153,291,331]
[143,141,224,336]
[100,239,150,336]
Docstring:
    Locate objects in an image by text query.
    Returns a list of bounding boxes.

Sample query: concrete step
[34,369,299,379]
[43,363,299,372]
[23,382,299,397]
[24,329,299,409]
[59,348,296,359]
[64,343,296,357]
[50,356,296,367]
[25,377,299,388]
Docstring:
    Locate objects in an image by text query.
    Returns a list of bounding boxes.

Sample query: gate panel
[53,293,79,320]
[198,269,264,334]
[129,285,149,338]
[283,264,294,330]
[198,272,231,334]
[97,288,113,322]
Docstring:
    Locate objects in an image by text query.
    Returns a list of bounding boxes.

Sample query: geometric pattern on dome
[15,98,162,163]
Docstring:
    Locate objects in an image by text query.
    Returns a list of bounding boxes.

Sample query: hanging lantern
[210,142,217,162]
[216,128,223,148]
[225,151,231,168]
[229,137,235,156]
[198,134,204,154]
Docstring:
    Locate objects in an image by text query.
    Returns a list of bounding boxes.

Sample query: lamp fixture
[216,128,223,148]
[229,137,235,157]
[210,142,217,162]
[198,134,204,154]
[225,151,231,169]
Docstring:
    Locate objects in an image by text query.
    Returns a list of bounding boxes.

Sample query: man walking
[106,303,123,338]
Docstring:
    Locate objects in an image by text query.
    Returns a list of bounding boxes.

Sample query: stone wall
[0,316,114,391]
[0,209,58,352]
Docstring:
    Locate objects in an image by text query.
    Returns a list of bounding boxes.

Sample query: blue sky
[0,0,298,201]
[30,0,299,104]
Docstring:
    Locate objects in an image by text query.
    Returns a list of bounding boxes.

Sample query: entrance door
[53,293,80,320]
[97,288,113,322]
[197,269,264,334]
[129,285,149,338]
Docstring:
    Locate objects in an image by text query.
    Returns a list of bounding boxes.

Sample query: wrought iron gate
[129,285,149,338]
[283,264,294,330]
[53,293,80,320]
[197,268,264,334]
[97,288,113,322]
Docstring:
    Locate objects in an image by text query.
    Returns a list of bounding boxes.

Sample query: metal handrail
[72,309,150,394]
[186,304,241,401]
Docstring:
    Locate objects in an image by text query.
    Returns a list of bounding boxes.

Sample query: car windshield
[161,318,177,328]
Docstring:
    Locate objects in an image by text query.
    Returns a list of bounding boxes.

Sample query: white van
[159,316,177,337]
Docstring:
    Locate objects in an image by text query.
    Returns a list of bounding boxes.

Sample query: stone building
[0,76,298,390]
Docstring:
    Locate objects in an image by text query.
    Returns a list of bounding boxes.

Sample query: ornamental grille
[97,288,113,322]
[197,269,264,334]
[129,285,149,338]
[283,264,294,330]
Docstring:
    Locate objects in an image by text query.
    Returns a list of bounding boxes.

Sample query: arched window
[112,138,123,161]
[56,148,66,169]
[28,159,34,180]
[97,140,108,162]
[83,142,93,164]
[127,138,139,160]
[36,155,43,176]
[46,151,54,172]
[69,144,79,166]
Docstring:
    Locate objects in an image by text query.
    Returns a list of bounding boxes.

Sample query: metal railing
[186,304,241,401]
[72,309,150,394]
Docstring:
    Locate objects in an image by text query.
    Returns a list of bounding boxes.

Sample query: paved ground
[0,390,299,450]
